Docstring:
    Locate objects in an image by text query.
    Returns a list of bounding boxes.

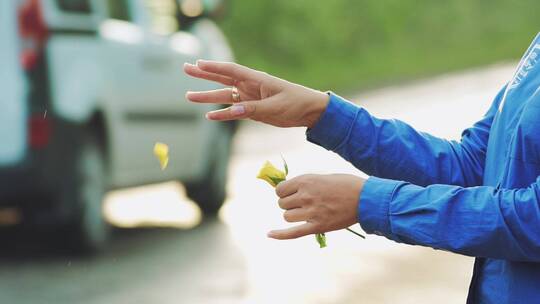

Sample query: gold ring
[231,86,240,103]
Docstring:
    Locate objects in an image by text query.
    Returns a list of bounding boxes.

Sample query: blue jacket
[307,33,540,303]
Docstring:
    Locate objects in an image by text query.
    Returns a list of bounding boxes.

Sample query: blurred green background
[220,0,540,92]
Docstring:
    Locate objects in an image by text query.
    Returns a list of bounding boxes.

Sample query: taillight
[28,114,51,148]
[18,0,48,71]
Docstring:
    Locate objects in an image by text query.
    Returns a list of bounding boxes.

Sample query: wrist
[304,90,330,129]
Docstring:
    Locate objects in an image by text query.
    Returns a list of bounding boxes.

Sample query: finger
[205,103,252,121]
[267,222,316,240]
[184,63,235,86]
[277,194,302,210]
[282,208,309,223]
[275,176,301,198]
[205,94,280,121]
[196,60,263,82]
[186,88,235,104]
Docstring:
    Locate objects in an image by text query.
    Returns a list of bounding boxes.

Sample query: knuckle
[307,207,320,221]
[297,179,307,188]
[290,232,302,239]
[275,184,285,197]
[299,192,313,205]
[283,211,292,222]
[309,221,324,234]
[300,227,314,238]
[299,175,314,186]
[257,71,269,79]
[314,226,325,235]
[230,63,241,72]
[277,198,286,209]
[303,173,314,180]
[288,230,301,239]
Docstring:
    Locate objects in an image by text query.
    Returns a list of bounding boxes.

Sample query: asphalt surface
[0,63,516,304]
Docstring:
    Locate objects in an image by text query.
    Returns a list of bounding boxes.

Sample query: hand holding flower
[257,160,326,248]
[258,160,366,247]
[270,173,366,243]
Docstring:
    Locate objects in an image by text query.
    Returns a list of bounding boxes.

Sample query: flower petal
[154,142,169,170]
[257,160,286,187]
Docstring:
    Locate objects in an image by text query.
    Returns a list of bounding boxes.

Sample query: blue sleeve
[359,176,540,262]
[307,88,506,187]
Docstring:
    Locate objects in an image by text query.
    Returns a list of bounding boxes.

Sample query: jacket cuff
[306,92,360,151]
[358,176,401,237]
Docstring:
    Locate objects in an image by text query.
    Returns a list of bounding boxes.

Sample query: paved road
[0,63,516,304]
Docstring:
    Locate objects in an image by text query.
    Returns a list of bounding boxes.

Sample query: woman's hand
[268,174,366,240]
[184,60,330,128]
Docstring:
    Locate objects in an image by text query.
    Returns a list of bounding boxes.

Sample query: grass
[219,0,540,92]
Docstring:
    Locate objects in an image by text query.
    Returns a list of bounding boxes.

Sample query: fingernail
[230,105,245,116]
[205,112,212,120]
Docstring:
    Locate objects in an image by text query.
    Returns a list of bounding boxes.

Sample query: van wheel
[60,134,109,253]
[184,124,234,216]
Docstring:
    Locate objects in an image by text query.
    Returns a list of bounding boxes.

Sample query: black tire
[185,124,235,216]
[59,133,110,253]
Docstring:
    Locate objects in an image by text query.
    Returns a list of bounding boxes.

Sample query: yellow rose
[257,159,327,248]
[256,160,287,187]
[153,142,169,170]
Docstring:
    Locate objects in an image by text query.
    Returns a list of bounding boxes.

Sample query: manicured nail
[230,105,245,116]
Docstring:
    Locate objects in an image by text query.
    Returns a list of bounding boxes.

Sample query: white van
[0,0,236,252]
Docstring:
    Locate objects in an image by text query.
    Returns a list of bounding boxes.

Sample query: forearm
[307,93,491,186]
[359,176,540,262]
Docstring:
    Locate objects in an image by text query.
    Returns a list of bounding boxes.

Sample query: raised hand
[184,60,330,128]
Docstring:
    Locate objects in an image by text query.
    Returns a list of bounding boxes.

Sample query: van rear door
[0,1,28,166]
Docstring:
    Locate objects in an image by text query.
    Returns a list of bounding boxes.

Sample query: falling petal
[154,142,169,170]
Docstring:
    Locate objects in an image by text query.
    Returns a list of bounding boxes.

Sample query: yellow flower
[153,142,169,170]
[257,159,327,248]
[257,160,287,187]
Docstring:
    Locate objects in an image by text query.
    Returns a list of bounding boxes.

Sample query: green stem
[346,227,365,239]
